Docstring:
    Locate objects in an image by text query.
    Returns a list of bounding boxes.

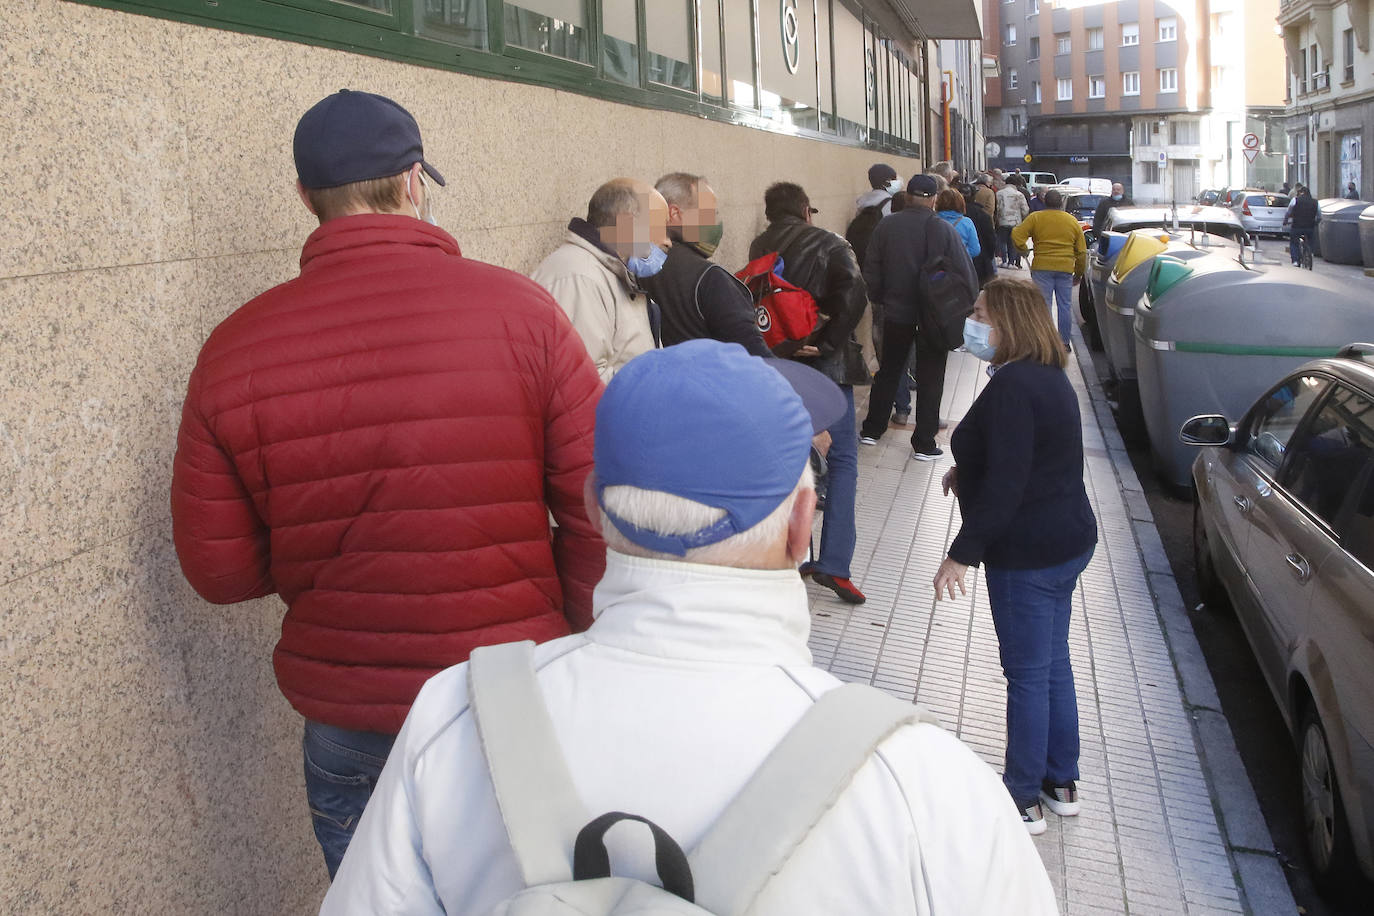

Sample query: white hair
[598,465,814,567]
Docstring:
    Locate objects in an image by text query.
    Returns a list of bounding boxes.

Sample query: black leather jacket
[747,216,870,386]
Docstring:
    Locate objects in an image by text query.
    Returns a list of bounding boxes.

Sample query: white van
[1062,177,1113,195]
[1017,171,1059,190]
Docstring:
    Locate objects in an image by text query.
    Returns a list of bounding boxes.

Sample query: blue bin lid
[1098,232,1128,259]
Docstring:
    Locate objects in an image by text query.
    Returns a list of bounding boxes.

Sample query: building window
[1028,36,1040,60]
[1170,119,1199,145]
[1142,161,1161,184]
[1010,113,1023,133]
[1005,23,1016,45]
[1299,46,1309,94]
[1159,67,1178,92]
[1057,77,1073,100]
[1028,0,1039,13]
[1032,80,1042,103]
[1087,28,1104,51]
[1345,28,1356,83]
[1056,33,1071,55]
[1123,71,1140,95]
[1088,75,1105,98]
[1158,17,1177,42]
[504,1,592,63]
[1008,68,1018,90]
[1122,22,1139,46]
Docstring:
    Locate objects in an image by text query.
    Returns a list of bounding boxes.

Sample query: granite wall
[0,2,922,911]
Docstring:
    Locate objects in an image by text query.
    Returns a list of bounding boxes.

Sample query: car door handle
[1285,553,1311,581]
[1234,496,1251,513]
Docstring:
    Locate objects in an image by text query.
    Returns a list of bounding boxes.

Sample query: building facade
[984,0,1285,202]
[1280,0,1374,198]
[1,1,983,912]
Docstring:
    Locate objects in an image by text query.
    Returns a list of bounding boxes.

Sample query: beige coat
[530,231,655,382]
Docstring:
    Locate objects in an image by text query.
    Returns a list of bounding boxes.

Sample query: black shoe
[911,447,944,462]
[1040,780,1080,817]
[1018,798,1047,835]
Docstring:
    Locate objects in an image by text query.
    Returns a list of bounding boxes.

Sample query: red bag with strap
[734,252,821,356]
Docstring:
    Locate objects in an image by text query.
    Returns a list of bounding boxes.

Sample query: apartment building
[1280,0,1374,197]
[984,0,1286,202]
[937,36,993,170]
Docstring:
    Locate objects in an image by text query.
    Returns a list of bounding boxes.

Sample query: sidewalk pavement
[807,341,1297,915]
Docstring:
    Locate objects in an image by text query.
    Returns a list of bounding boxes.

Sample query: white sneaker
[860,436,878,446]
[1040,781,1080,817]
[1019,799,1048,835]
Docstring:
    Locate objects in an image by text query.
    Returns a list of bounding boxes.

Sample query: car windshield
[1078,195,1104,209]
[1247,194,1289,208]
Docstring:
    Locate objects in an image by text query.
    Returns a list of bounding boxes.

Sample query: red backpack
[734,253,821,355]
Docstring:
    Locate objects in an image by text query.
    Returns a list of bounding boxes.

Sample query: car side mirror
[1180,414,1233,446]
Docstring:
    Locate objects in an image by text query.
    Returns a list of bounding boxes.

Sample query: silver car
[1183,345,1374,891]
[1231,190,1291,237]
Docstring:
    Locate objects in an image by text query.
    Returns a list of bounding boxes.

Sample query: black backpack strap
[573,812,696,903]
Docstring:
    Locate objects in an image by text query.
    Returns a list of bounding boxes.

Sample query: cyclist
[1284,185,1318,267]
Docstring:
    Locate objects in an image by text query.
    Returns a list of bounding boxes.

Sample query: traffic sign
[1024,153,1033,163]
[1242,132,1260,150]
[1243,149,1259,164]
[1158,150,1168,166]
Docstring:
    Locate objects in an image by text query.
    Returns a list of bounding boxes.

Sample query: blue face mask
[963,318,996,362]
[626,244,669,279]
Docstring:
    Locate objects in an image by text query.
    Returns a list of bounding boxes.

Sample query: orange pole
[942,70,954,162]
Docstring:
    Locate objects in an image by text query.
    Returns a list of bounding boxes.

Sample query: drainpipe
[942,70,954,162]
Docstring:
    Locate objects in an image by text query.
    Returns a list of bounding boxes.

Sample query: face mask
[1111,194,1122,201]
[963,318,996,362]
[886,178,903,195]
[626,244,669,279]
[410,171,439,226]
[694,222,724,257]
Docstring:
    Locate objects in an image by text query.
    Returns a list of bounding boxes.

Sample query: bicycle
[1299,233,1314,270]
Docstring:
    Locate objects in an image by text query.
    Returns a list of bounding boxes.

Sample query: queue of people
[170,90,1094,913]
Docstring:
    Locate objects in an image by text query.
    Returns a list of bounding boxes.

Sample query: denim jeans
[893,344,916,415]
[984,547,1094,805]
[303,720,397,878]
[1289,227,1315,265]
[816,385,857,579]
[1031,269,1075,347]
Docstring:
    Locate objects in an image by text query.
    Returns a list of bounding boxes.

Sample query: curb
[1070,336,1298,916]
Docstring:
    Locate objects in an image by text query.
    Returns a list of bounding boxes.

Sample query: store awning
[863,0,983,41]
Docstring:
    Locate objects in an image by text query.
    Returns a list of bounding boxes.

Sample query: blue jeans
[1031,270,1075,347]
[303,720,396,878]
[1289,227,1315,264]
[816,385,857,579]
[984,548,1094,805]
[893,345,915,415]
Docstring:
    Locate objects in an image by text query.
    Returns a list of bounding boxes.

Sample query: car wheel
[1078,282,1103,351]
[1299,706,1357,893]
[1192,501,1230,610]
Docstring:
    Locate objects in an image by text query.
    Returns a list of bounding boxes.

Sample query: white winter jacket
[996,185,1031,228]
[530,230,655,382]
[322,551,1059,916]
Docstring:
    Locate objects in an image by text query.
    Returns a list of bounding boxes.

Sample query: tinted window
[1245,375,1330,470]
[1248,194,1289,208]
[1078,195,1104,209]
[1283,386,1374,532]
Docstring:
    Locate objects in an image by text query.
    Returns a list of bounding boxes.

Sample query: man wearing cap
[748,182,870,605]
[170,89,605,877]
[324,340,1058,915]
[531,179,667,381]
[860,174,978,461]
[855,163,903,219]
[971,174,997,221]
[638,172,768,355]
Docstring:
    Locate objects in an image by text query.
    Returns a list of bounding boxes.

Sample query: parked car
[1183,344,1374,891]
[1062,176,1113,195]
[1197,189,1222,206]
[1062,190,1105,226]
[1230,190,1291,237]
[1101,205,1249,245]
[1016,170,1058,191]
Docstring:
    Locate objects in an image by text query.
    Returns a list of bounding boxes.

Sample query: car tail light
[1242,200,1252,215]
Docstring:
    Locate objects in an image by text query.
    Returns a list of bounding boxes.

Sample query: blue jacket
[937,210,981,259]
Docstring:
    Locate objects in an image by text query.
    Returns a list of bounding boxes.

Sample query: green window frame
[71,0,922,156]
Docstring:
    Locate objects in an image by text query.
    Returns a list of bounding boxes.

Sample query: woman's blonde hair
[982,278,1068,369]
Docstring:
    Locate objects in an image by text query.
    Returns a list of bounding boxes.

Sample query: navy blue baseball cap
[293,89,446,190]
[594,341,845,556]
[908,174,939,197]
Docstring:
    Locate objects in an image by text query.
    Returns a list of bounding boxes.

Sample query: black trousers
[861,319,948,452]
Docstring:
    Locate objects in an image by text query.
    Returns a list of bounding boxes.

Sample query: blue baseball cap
[293,89,446,190]
[595,341,845,556]
[907,174,939,197]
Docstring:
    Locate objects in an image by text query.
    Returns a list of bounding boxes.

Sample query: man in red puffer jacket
[170,90,605,878]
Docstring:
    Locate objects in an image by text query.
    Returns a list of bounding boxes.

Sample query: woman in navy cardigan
[933,278,1098,835]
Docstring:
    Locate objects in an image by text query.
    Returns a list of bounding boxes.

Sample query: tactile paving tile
[806,349,1243,914]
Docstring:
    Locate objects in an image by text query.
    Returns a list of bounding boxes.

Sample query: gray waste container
[1134,262,1371,490]
[1359,204,1374,267]
[1317,199,1367,264]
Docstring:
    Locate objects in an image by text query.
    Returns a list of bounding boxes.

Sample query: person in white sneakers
[323,340,1057,916]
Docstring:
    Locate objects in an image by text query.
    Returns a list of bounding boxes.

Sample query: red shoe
[811,571,867,604]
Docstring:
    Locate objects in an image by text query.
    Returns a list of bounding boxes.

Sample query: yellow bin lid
[1111,230,1170,282]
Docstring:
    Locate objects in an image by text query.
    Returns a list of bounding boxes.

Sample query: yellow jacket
[1011,210,1087,276]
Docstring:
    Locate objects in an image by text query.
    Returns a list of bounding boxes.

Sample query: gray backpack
[468,641,940,915]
